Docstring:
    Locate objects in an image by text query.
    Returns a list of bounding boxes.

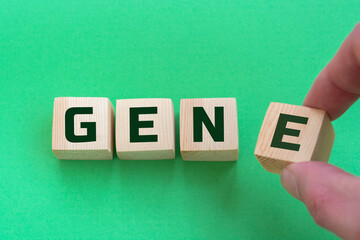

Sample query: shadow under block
[254,102,335,174]
[115,98,175,160]
[52,97,114,160]
[180,98,239,161]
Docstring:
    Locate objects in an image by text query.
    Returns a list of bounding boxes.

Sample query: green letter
[193,107,224,142]
[271,113,308,151]
[130,107,158,143]
[65,107,96,143]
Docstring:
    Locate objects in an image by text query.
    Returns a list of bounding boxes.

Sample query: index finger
[303,23,360,120]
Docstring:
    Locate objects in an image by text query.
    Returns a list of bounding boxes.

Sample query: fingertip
[280,162,347,202]
[285,161,352,180]
[281,166,300,200]
[303,23,360,120]
[280,160,360,239]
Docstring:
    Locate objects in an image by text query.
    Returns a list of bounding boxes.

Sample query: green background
[1,1,359,239]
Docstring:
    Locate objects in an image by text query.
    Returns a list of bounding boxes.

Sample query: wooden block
[180,98,239,161]
[115,98,175,160]
[254,102,335,174]
[52,97,114,160]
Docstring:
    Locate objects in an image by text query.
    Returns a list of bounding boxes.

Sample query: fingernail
[281,167,300,200]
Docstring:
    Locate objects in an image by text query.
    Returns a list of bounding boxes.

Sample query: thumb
[281,161,360,240]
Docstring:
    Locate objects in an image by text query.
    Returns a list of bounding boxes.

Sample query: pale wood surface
[115,98,175,160]
[254,102,335,174]
[180,98,239,161]
[52,97,114,160]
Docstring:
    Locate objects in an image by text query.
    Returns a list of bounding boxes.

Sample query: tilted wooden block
[254,102,335,174]
[115,98,175,160]
[180,98,239,161]
[52,97,114,160]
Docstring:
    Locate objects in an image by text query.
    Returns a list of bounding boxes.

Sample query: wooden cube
[115,98,175,160]
[254,102,335,174]
[180,98,239,161]
[52,97,114,160]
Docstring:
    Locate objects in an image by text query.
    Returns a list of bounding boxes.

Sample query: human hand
[281,23,360,240]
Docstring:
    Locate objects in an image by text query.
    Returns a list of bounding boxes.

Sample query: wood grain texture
[52,97,114,160]
[115,98,175,160]
[254,102,335,174]
[180,98,239,161]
